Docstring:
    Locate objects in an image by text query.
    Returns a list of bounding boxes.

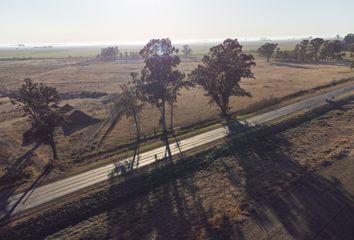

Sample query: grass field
[0,55,354,182]
[0,47,99,59]
[0,40,300,59]
[1,97,353,240]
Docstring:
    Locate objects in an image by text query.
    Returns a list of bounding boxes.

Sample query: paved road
[1,84,353,218]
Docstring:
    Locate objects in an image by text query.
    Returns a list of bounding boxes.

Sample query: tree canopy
[343,33,354,50]
[257,43,278,62]
[190,39,255,116]
[274,38,345,62]
[181,44,193,58]
[132,38,185,159]
[310,38,325,61]
[10,78,63,160]
[97,46,119,61]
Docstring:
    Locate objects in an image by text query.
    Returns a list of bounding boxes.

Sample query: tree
[329,40,345,60]
[274,48,296,62]
[190,39,255,117]
[295,40,311,62]
[319,40,331,61]
[343,33,354,50]
[10,78,63,160]
[257,43,278,62]
[310,38,325,61]
[98,46,119,61]
[317,40,344,61]
[132,39,185,159]
[113,83,144,166]
[272,38,344,63]
[351,44,354,58]
[181,44,193,58]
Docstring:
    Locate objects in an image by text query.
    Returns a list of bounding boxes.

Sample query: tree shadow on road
[0,139,44,223]
[0,165,52,224]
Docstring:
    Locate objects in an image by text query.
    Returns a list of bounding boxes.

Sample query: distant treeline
[97,44,194,62]
[258,33,354,63]
[96,46,142,62]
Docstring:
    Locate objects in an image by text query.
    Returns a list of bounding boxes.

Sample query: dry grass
[0,57,354,180]
[35,99,354,240]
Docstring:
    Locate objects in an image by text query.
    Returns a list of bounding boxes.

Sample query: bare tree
[112,83,144,167]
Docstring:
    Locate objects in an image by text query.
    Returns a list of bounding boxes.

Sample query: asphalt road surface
[1,84,353,218]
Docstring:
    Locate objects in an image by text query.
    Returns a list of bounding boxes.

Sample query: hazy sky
[1,0,353,44]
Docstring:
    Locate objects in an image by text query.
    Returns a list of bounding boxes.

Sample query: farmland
[0,40,299,59]
[0,50,354,184]
[2,0,354,239]
[2,94,353,240]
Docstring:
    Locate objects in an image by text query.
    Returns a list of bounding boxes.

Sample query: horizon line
[0,34,345,48]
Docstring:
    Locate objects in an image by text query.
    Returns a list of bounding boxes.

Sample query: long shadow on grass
[1,99,353,239]
[102,104,354,239]
[221,115,354,239]
[105,160,246,240]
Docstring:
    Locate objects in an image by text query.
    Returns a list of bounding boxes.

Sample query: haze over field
[1,0,353,46]
[1,1,354,239]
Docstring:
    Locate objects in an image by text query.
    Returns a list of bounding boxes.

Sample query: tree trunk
[221,97,229,117]
[221,108,229,118]
[131,109,141,168]
[161,99,172,160]
[133,109,141,143]
[170,102,174,131]
[49,133,58,160]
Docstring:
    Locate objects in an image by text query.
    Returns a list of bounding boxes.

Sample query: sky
[1,0,353,45]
